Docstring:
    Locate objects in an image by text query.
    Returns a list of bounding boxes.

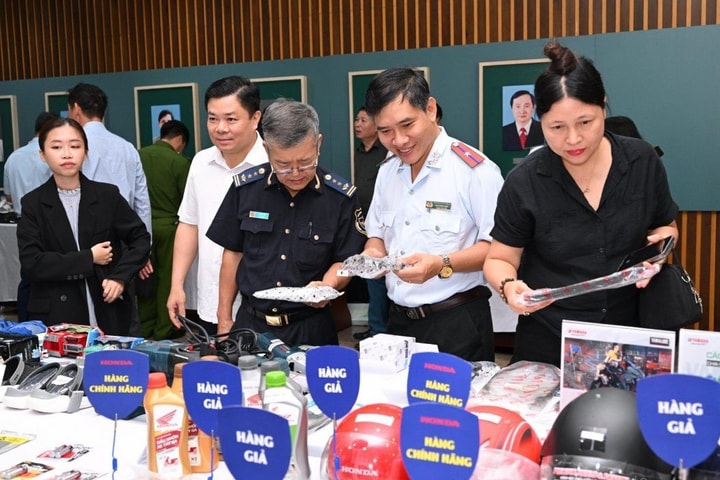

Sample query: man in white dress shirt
[167,76,268,336]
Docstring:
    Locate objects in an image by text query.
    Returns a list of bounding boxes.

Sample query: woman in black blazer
[17,117,150,336]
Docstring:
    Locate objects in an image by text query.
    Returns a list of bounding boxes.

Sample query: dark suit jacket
[17,174,151,335]
[502,119,544,151]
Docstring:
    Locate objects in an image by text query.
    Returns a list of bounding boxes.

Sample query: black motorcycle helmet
[541,389,674,479]
[689,445,720,479]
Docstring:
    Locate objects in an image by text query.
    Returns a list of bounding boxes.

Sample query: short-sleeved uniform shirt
[365,127,504,308]
[490,132,679,337]
[206,163,366,314]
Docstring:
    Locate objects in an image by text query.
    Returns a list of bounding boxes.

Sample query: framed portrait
[251,75,307,111]
[0,95,19,162]
[478,58,549,175]
[134,83,200,156]
[347,67,429,184]
[44,91,70,118]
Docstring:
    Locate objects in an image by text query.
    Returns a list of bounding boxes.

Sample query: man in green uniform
[138,120,191,339]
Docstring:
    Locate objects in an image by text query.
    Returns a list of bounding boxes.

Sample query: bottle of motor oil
[262,370,311,480]
[144,371,191,478]
[238,355,262,408]
[171,363,217,473]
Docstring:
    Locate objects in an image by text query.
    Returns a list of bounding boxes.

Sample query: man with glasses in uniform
[207,99,366,346]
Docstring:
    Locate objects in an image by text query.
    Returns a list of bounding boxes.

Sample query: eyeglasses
[272,162,318,176]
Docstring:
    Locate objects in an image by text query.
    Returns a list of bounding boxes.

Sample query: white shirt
[3,138,50,216]
[366,128,504,308]
[178,133,268,323]
[82,121,152,234]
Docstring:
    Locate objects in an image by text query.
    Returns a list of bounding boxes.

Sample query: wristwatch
[438,254,453,279]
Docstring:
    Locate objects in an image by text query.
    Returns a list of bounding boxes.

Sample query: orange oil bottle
[144,371,192,478]
[171,363,218,473]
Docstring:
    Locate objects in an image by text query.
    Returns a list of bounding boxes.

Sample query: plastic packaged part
[144,371,192,478]
[3,362,61,409]
[262,371,311,480]
[27,359,87,413]
[320,403,410,480]
[540,388,673,479]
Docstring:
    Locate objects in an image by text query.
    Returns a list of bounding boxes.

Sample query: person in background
[605,115,665,158]
[167,76,268,336]
[604,115,642,139]
[207,99,366,346]
[351,105,390,342]
[17,117,150,335]
[67,82,153,335]
[3,112,59,215]
[4,111,60,320]
[138,120,191,339]
[362,67,504,361]
[502,90,545,151]
[484,42,679,367]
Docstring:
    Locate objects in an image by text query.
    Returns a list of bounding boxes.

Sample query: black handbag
[638,255,703,330]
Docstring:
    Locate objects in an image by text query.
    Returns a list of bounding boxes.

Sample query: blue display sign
[306,345,360,419]
[400,402,479,480]
[637,374,720,468]
[406,352,472,408]
[182,360,243,435]
[83,350,149,420]
[218,406,292,480]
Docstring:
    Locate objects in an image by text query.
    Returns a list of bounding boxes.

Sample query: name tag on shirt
[249,210,270,220]
[425,201,451,211]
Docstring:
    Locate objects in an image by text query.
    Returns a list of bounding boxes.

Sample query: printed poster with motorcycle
[560,320,675,411]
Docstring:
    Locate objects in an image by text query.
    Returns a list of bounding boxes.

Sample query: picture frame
[478,58,549,175]
[134,83,200,156]
[44,91,70,118]
[347,67,429,184]
[0,95,19,180]
[251,75,308,110]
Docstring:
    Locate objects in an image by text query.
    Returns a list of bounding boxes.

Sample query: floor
[1,302,511,367]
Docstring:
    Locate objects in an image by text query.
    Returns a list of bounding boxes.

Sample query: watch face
[439,266,453,278]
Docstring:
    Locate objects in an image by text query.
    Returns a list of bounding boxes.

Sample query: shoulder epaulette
[232,164,269,187]
[322,172,357,197]
[451,141,486,168]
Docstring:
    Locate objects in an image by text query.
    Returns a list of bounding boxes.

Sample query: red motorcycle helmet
[320,403,410,480]
[467,405,542,479]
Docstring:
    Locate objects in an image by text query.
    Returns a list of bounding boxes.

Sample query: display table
[0,223,20,302]
[0,357,559,479]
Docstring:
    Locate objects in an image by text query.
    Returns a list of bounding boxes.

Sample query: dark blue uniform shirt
[207,163,366,314]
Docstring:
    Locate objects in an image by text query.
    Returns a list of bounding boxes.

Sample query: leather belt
[241,302,317,326]
[391,286,490,320]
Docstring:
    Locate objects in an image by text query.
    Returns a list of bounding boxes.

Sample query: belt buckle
[406,307,424,320]
[265,314,284,326]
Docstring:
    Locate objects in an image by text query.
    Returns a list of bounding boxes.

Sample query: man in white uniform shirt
[167,76,268,336]
[362,67,504,361]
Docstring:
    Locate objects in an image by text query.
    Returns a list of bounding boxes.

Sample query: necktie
[519,127,528,149]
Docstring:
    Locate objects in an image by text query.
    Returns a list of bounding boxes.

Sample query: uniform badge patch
[354,208,367,236]
[451,141,486,168]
